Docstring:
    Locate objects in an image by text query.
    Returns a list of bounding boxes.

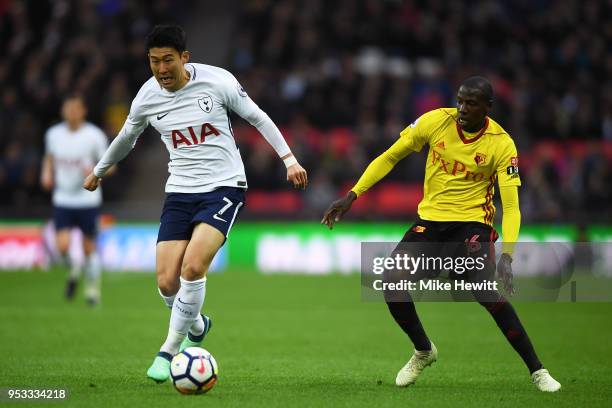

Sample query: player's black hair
[461,76,494,105]
[145,24,187,53]
[63,92,86,104]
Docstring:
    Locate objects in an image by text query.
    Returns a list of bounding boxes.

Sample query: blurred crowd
[230,0,612,222]
[0,0,192,207]
[1,0,611,223]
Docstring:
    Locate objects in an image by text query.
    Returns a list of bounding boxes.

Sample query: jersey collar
[456,117,489,144]
[185,64,196,81]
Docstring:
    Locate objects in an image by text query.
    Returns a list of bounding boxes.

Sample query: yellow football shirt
[353,108,521,225]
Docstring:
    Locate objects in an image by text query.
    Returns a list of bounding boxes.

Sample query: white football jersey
[45,122,108,207]
[94,63,291,193]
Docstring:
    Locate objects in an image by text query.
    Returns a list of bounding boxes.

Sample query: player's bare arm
[40,154,54,191]
[497,253,514,296]
[82,172,101,191]
[82,163,117,192]
[322,137,411,229]
[282,153,308,189]
[321,191,357,229]
[497,184,521,296]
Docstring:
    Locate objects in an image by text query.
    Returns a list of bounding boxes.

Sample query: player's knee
[56,241,70,255]
[83,240,96,256]
[157,273,180,295]
[181,261,206,281]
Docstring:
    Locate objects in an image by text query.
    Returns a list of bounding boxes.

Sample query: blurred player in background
[322,77,561,392]
[83,24,308,382]
[41,94,113,306]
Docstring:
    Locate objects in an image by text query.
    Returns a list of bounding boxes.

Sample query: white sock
[160,276,206,354]
[62,253,81,279]
[84,253,101,300]
[190,314,205,336]
[158,288,175,309]
[69,263,82,279]
[58,252,69,267]
[158,288,204,335]
[84,253,101,281]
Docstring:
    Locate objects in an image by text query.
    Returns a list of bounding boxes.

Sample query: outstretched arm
[321,138,413,229]
[351,139,413,197]
[225,75,307,189]
[83,117,147,191]
[243,108,307,189]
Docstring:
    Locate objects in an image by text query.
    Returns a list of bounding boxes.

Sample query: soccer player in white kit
[83,24,308,382]
[41,95,110,305]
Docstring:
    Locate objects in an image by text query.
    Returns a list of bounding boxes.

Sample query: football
[170,347,218,394]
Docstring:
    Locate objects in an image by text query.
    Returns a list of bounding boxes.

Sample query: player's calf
[64,277,78,300]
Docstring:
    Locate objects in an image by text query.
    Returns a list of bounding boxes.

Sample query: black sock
[480,299,543,373]
[386,300,431,351]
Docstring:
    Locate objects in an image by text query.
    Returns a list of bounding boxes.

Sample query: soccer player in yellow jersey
[322,77,561,392]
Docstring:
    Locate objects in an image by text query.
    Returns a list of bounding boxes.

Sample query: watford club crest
[474,152,487,166]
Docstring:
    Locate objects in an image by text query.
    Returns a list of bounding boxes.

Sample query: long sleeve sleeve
[499,184,521,255]
[93,91,149,178]
[239,104,291,158]
[93,116,147,177]
[350,137,414,197]
[224,74,291,158]
[350,112,434,197]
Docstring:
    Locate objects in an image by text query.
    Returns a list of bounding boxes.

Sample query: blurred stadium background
[1,0,611,273]
[2,0,612,220]
[1,1,612,406]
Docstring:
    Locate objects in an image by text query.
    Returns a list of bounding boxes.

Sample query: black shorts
[384,218,499,300]
[401,218,498,265]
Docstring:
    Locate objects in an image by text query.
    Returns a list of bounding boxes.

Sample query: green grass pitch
[1,269,611,407]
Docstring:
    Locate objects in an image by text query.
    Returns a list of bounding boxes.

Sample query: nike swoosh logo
[197,355,206,374]
[177,297,197,305]
[157,112,169,120]
[213,214,227,223]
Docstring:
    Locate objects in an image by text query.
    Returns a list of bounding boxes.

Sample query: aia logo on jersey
[171,123,220,148]
[474,152,486,166]
[435,141,445,150]
[198,95,213,113]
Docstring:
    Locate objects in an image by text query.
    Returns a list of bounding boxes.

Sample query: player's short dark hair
[63,92,86,104]
[145,24,187,53]
[461,76,494,105]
